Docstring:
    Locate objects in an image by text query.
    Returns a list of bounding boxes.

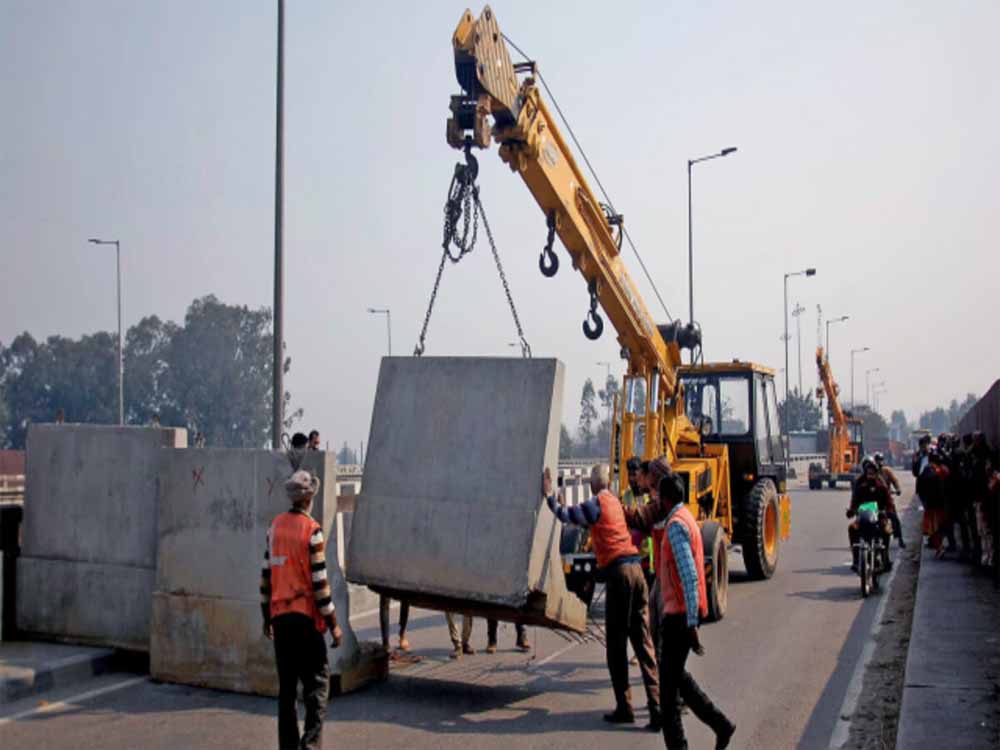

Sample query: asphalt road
[0,478,913,750]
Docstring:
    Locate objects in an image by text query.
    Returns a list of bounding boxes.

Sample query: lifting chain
[582,277,604,340]
[414,145,531,358]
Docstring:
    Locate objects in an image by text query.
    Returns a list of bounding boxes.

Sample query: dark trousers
[887,511,904,543]
[605,561,660,713]
[659,613,730,750]
[486,619,525,643]
[273,613,329,750]
[379,595,410,646]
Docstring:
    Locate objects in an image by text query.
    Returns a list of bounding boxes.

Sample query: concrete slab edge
[0,648,117,704]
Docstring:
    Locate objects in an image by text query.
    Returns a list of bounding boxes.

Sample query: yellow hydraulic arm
[447,6,704,466]
[445,6,731,532]
[815,346,849,475]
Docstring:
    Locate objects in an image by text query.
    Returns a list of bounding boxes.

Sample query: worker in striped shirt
[261,470,342,750]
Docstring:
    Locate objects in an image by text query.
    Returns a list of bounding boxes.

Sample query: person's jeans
[487,619,526,644]
[273,613,329,750]
[445,612,472,645]
[658,613,730,750]
[604,561,659,714]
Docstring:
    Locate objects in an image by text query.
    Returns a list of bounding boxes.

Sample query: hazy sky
[3,0,999,450]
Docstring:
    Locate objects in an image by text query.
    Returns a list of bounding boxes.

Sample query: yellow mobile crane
[432,7,790,620]
[809,347,864,489]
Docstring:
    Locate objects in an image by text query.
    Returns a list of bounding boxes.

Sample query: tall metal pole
[386,310,392,357]
[271,0,285,450]
[687,160,693,341]
[792,302,805,394]
[783,275,789,431]
[115,240,123,425]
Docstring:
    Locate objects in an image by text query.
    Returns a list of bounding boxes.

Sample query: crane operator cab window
[680,374,750,437]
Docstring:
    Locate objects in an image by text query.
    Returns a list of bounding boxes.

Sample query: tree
[0,296,303,449]
[578,378,598,456]
[162,295,301,448]
[778,388,822,432]
[559,424,575,459]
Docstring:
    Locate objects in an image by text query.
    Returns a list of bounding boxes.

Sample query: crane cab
[678,361,791,580]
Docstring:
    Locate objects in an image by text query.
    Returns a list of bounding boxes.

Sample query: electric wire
[502,33,674,323]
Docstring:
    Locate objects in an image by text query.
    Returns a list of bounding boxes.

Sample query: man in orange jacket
[624,467,736,750]
[261,470,343,750]
[544,464,661,730]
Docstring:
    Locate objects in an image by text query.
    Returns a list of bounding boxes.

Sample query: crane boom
[447,6,702,463]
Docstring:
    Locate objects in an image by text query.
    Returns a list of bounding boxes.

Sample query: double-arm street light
[783,268,816,436]
[850,347,870,410]
[88,238,123,425]
[367,308,392,356]
[687,146,737,362]
[872,383,887,414]
[866,368,881,408]
[825,315,849,359]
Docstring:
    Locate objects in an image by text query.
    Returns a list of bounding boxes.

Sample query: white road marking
[827,557,902,749]
[528,640,579,669]
[0,675,148,726]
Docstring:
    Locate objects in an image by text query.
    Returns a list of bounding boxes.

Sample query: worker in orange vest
[624,467,736,750]
[544,464,662,730]
[261,470,343,750]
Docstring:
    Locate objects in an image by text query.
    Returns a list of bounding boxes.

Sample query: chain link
[414,151,531,358]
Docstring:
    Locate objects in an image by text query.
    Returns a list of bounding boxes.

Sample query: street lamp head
[721,147,737,156]
[366,307,376,313]
[805,268,817,277]
[88,238,100,244]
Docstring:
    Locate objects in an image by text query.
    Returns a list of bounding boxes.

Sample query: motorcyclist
[874,452,905,548]
[847,456,893,572]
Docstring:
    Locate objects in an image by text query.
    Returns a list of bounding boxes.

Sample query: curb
[0,648,118,705]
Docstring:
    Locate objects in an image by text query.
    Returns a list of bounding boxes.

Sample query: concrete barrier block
[23,424,184,568]
[346,357,586,632]
[151,448,365,694]
[16,557,153,650]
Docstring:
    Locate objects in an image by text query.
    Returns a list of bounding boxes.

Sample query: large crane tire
[701,521,728,622]
[741,478,780,580]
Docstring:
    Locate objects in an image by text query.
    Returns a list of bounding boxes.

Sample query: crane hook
[583,310,604,340]
[539,247,559,277]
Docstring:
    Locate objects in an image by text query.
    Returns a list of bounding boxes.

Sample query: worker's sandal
[485,641,497,654]
[398,637,411,652]
[462,643,476,656]
[449,643,462,659]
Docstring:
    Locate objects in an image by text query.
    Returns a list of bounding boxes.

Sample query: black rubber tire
[740,479,781,580]
[701,521,728,622]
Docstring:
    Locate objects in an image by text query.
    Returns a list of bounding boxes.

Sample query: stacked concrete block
[150,449,370,696]
[346,357,587,632]
[16,424,185,649]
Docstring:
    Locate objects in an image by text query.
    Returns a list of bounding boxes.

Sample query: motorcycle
[850,502,892,598]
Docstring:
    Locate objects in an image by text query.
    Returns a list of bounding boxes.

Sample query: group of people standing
[914,431,998,568]
[545,457,736,750]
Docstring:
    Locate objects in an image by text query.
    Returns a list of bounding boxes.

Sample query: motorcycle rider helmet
[861,455,878,474]
[873,452,885,467]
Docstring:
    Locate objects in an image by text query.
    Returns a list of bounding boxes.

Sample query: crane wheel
[701,521,728,622]
[741,478,780,580]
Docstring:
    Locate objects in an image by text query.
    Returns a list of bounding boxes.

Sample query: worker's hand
[688,627,705,656]
[262,622,273,640]
[557,491,566,507]
[542,467,553,498]
[845,508,856,519]
[330,624,343,649]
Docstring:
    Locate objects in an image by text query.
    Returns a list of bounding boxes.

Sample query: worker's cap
[626,456,642,473]
[648,456,671,481]
[285,470,320,500]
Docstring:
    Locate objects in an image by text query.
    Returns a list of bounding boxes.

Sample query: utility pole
[271,0,285,450]
[791,302,805,394]
[87,239,123,425]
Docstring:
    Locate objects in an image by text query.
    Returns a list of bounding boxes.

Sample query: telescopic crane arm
[447,6,702,461]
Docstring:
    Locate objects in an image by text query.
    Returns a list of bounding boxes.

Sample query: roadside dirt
[843,495,921,750]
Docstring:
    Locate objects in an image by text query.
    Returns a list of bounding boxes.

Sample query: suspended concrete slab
[346,357,586,633]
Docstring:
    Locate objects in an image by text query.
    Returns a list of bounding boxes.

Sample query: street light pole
[367,308,392,356]
[850,347,870,410]
[791,302,805,394]
[596,361,612,427]
[866,367,881,408]
[825,314,849,360]
[88,238,123,425]
[783,268,816,436]
[271,0,286,450]
[687,146,737,363]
